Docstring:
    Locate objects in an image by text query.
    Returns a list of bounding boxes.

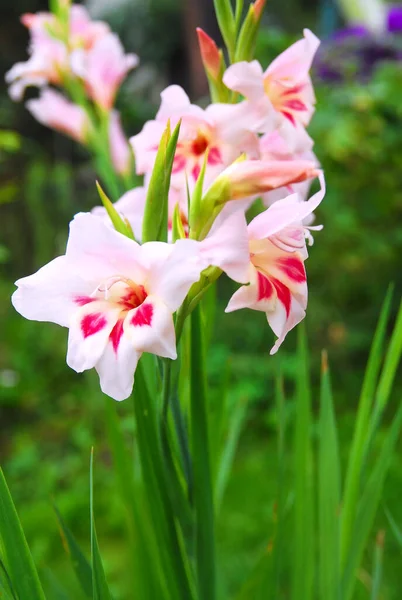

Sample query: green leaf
[213,0,236,61]
[95,181,135,240]
[0,558,17,600]
[190,306,216,600]
[340,287,393,566]
[142,121,181,243]
[291,327,314,600]
[189,150,210,234]
[318,352,341,600]
[90,451,113,600]
[171,202,187,242]
[342,402,402,600]
[0,468,46,600]
[104,399,168,600]
[53,504,92,598]
[133,362,195,600]
[370,532,385,600]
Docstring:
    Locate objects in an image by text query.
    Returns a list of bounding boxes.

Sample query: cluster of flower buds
[6,1,138,182]
[9,0,326,401]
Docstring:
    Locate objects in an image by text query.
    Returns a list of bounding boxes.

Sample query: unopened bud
[197,28,222,80]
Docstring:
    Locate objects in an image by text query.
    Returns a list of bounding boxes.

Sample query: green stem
[190,306,216,600]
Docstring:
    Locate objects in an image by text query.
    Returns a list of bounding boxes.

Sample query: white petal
[67,302,120,372]
[66,212,147,283]
[12,256,93,327]
[201,207,250,283]
[143,239,203,312]
[95,334,140,401]
[124,296,177,359]
[269,294,306,355]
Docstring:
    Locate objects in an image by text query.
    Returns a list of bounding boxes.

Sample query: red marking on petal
[257,271,274,301]
[282,83,305,96]
[272,278,291,316]
[191,135,209,156]
[282,111,296,126]
[110,319,124,353]
[277,256,306,283]
[192,163,201,181]
[208,146,223,166]
[74,295,95,306]
[131,303,154,327]
[172,155,186,174]
[283,99,307,112]
[81,312,107,338]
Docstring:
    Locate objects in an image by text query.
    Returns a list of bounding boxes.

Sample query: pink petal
[142,239,203,312]
[200,207,250,283]
[67,301,121,372]
[125,296,176,359]
[248,172,325,240]
[12,255,93,327]
[95,333,140,401]
[223,60,265,100]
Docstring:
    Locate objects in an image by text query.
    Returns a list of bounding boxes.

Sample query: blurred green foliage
[1,11,402,599]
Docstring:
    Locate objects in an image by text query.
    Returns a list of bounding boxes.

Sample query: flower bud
[207,159,319,204]
[196,28,221,80]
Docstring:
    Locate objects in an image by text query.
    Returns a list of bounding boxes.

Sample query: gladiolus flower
[223,29,320,133]
[71,33,139,110]
[130,85,259,191]
[225,174,325,353]
[109,111,132,175]
[259,129,319,205]
[26,88,89,143]
[11,213,203,401]
[6,6,111,101]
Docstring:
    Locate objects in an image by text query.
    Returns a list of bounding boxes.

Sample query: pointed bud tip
[253,0,266,20]
[196,27,221,79]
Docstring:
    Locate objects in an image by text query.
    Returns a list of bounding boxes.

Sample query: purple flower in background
[315,4,402,82]
[387,6,402,32]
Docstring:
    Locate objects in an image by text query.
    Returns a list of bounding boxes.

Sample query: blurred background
[1,0,402,598]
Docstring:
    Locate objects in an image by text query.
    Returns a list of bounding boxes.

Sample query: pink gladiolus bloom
[259,129,319,206]
[6,6,110,101]
[71,33,139,110]
[130,85,259,190]
[109,111,132,175]
[226,174,325,353]
[223,29,320,133]
[26,89,89,143]
[11,213,203,401]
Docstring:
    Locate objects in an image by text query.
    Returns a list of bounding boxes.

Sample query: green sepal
[142,120,181,243]
[189,150,209,234]
[95,181,135,240]
[235,1,265,62]
[172,203,187,242]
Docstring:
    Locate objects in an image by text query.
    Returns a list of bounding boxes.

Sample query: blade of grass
[291,327,314,600]
[0,468,46,600]
[214,396,248,512]
[364,300,402,453]
[0,558,17,600]
[342,402,402,600]
[340,287,393,566]
[318,351,341,600]
[90,450,112,600]
[104,399,166,600]
[384,508,402,548]
[370,531,385,600]
[53,504,92,599]
[133,362,195,600]
[190,305,216,600]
